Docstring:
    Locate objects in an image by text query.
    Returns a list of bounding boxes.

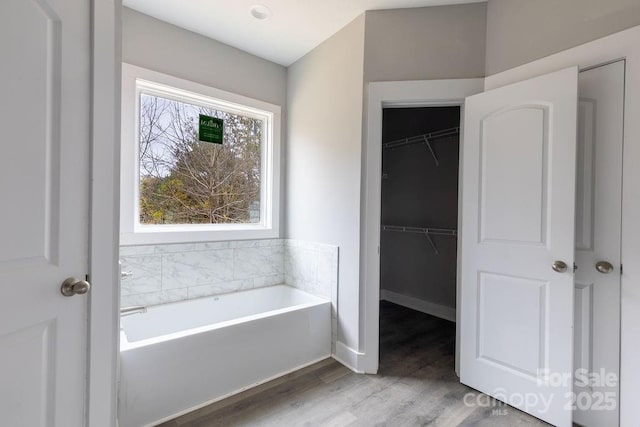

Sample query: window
[138,92,263,225]
[120,64,281,245]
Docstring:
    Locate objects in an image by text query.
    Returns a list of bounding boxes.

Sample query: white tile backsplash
[186,279,254,299]
[120,254,162,296]
[284,246,317,285]
[284,240,338,300]
[233,245,285,280]
[252,274,285,288]
[121,239,291,306]
[162,249,235,288]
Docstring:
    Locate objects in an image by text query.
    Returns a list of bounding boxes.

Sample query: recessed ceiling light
[250,4,272,21]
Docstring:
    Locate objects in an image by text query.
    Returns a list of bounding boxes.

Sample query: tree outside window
[138,93,263,225]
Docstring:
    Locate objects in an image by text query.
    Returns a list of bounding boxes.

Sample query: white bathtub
[118,285,331,427]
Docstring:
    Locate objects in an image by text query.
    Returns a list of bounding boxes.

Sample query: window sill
[120,226,279,246]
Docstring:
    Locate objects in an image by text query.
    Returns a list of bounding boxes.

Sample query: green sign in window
[198,114,223,144]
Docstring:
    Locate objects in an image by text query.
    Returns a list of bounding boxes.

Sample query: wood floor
[159,301,550,427]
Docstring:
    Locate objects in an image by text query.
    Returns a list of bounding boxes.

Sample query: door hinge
[573,263,578,273]
[620,264,623,274]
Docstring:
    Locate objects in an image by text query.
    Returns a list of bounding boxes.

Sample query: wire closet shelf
[382,126,459,166]
[381,225,457,255]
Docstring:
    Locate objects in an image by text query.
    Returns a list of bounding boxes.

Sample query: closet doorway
[361,79,484,375]
[380,107,460,321]
[378,106,460,372]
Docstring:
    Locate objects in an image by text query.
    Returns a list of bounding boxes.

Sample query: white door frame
[87,0,122,425]
[361,78,484,374]
[484,25,640,427]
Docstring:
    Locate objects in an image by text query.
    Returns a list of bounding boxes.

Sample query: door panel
[480,106,548,244]
[0,0,90,425]
[478,272,548,377]
[0,0,61,267]
[573,282,593,375]
[575,99,596,252]
[460,67,578,427]
[1,322,55,426]
[573,60,624,427]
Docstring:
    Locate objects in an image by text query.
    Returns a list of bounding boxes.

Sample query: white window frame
[120,63,281,245]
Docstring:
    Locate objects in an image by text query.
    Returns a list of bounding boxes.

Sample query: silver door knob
[61,277,91,297]
[552,260,568,273]
[595,261,614,274]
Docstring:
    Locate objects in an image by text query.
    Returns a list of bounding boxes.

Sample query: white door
[0,0,91,425]
[460,67,578,427]
[573,61,624,427]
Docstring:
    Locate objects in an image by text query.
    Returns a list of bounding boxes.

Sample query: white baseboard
[380,289,456,322]
[333,341,366,373]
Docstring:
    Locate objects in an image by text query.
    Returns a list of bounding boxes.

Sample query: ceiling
[123,0,486,66]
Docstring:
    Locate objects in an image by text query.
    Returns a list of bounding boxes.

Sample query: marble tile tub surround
[120,239,339,314]
[284,239,339,352]
[284,240,338,302]
[120,239,283,307]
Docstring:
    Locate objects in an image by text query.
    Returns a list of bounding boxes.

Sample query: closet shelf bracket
[424,233,439,255]
[382,126,459,168]
[423,135,439,166]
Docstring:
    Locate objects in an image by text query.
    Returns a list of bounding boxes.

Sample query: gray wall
[286,15,366,350]
[486,0,640,75]
[363,4,487,82]
[122,7,286,107]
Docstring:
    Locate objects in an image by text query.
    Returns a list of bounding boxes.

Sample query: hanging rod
[382,126,460,166]
[381,224,457,255]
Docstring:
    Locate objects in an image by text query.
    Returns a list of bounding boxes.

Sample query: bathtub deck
[159,301,550,427]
